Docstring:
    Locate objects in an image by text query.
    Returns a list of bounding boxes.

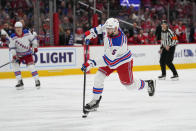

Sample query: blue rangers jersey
[87,24,132,69]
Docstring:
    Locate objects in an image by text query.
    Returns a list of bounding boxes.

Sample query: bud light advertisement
[9,48,77,69]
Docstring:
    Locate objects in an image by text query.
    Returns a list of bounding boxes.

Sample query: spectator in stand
[175,21,187,43]
[39,18,50,46]
[130,10,139,22]
[75,27,84,44]
[0,29,9,47]
[189,22,196,43]
[59,19,66,45]
[61,16,73,31]
[96,0,105,11]
[154,1,166,17]
[141,14,153,33]
[58,1,68,16]
[59,17,66,45]
[150,8,158,20]
[129,22,139,37]
[79,11,89,31]
[19,19,29,30]
[150,21,156,32]
[148,29,156,44]
[155,20,162,44]
[59,27,74,46]
[3,22,14,36]
[64,28,73,46]
[67,3,73,18]
[137,29,147,44]
[170,20,178,32]
[128,33,140,45]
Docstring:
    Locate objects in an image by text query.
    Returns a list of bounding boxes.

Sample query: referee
[158,20,179,80]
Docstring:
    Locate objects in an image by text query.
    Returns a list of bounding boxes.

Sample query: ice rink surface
[0,69,196,131]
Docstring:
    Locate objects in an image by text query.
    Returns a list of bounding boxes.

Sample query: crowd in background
[0,0,196,46]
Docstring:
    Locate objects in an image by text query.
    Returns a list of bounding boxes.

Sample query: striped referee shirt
[161,28,178,47]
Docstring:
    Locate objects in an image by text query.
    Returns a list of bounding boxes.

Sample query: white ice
[0,69,196,131]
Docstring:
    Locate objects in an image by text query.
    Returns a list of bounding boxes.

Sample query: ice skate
[171,75,179,81]
[15,80,24,90]
[158,75,166,80]
[145,80,155,96]
[84,96,102,112]
[35,80,41,89]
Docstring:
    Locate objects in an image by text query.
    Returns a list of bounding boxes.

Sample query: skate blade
[16,86,24,90]
[171,77,179,81]
[158,77,166,80]
[36,86,41,89]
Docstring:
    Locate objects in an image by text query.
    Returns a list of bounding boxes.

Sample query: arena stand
[0,0,196,45]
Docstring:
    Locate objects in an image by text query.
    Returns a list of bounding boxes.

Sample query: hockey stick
[0,62,11,69]
[82,40,90,118]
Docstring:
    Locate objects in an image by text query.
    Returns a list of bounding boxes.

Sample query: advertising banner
[0,44,196,78]
[174,44,196,63]
[0,47,84,72]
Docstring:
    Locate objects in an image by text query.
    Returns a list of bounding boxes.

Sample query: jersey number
[112,49,117,55]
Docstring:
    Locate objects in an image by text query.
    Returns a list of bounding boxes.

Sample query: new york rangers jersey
[9,29,38,57]
[88,24,132,69]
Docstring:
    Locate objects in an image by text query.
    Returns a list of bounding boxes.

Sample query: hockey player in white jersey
[81,18,155,111]
[9,21,40,90]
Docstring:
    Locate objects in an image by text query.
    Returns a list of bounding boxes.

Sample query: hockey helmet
[0,29,7,36]
[105,18,119,29]
[14,21,23,28]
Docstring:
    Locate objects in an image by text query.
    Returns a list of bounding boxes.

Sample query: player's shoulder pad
[102,24,106,28]
[10,33,17,39]
[23,29,29,34]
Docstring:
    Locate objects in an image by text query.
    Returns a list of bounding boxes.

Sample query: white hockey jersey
[88,24,132,69]
[9,29,38,57]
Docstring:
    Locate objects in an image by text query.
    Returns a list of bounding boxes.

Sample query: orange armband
[172,36,178,40]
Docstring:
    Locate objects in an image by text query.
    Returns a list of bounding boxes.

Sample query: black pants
[159,46,178,76]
